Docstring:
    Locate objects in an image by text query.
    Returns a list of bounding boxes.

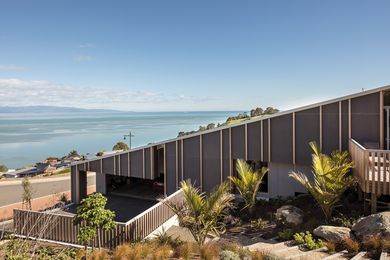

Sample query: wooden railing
[123,188,183,241]
[349,139,390,195]
[13,189,183,248]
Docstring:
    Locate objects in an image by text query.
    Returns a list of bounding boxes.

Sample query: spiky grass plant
[229,159,268,215]
[289,142,355,221]
[164,180,234,246]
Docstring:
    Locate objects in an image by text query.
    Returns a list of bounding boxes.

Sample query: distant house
[4,167,38,178]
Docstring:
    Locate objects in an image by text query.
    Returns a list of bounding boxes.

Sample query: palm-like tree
[289,142,355,221]
[164,180,234,246]
[229,159,268,215]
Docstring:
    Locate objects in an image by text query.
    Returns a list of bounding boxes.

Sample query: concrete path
[0,173,95,206]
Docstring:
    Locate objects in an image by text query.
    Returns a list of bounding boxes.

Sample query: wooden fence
[349,139,390,195]
[13,189,183,248]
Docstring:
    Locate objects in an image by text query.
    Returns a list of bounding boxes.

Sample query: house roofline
[72,84,390,166]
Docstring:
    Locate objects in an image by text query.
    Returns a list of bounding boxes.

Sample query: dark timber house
[71,85,390,213]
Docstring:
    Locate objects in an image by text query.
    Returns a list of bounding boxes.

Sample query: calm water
[0,111,238,169]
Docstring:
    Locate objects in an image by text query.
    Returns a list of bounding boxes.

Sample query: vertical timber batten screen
[13,189,184,248]
[349,139,390,195]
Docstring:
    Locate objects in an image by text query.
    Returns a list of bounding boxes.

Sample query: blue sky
[0,1,389,111]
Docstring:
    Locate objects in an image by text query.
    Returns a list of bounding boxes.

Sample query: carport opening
[106,175,164,201]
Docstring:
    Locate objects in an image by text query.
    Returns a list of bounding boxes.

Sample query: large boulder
[352,211,390,238]
[275,205,304,226]
[313,226,351,242]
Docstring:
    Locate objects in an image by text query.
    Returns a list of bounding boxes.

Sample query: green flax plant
[229,159,268,216]
[164,180,234,247]
[289,142,355,221]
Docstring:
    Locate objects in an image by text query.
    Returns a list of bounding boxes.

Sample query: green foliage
[289,142,355,221]
[229,159,268,215]
[112,141,129,151]
[293,231,324,250]
[220,250,241,260]
[21,177,32,210]
[164,180,234,246]
[74,193,116,249]
[153,227,182,247]
[96,150,105,156]
[0,164,8,172]
[1,238,77,260]
[331,213,358,228]
[278,228,294,240]
[250,218,268,230]
[178,107,279,137]
[68,150,80,157]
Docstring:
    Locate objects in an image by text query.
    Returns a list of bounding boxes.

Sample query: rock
[313,225,351,242]
[275,205,304,226]
[352,211,390,238]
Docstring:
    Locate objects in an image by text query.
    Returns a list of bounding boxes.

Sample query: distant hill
[0,106,125,113]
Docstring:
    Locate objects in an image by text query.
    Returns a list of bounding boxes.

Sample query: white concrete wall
[261,162,312,198]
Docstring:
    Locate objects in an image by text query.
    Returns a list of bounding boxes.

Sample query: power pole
[123,131,135,149]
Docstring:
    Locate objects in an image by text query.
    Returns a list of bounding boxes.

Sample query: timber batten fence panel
[350,139,390,195]
[13,189,183,248]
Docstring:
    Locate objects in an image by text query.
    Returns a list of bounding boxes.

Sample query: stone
[313,225,351,242]
[275,205,304,226]
[352,211,390,238]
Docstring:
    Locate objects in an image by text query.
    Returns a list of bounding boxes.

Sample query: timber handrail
[349,139,390,195]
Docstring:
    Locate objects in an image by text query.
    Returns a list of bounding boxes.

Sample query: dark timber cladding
[102,156,115,175]
[341,100,349,150]
[222,129,230,181]
[322,102,340,155]
[144,147,151,179]
[247,121,261,161]
[270,114,293,163]
[165,142,177,195]
[295,107,320,165]
[351,92,380,144]
[177,140,182,186]
[202,131,221,193]
[130,150,143,178]
[183,136,201,186]
[231,125,245,159]
[119,153,129,176]
[263,120,269,161]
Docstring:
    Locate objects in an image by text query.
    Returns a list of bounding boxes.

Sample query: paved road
[0,174,95,207]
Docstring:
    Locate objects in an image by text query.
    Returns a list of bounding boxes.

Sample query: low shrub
[112,243,151,260]
[278,228,294,241]
[331,214,357,228]
[362,235,382,251]
[200,242,221,260]
[342,237,360,253]
[293,231,324,250]
[90,249,109,260]
[325,241,336,253]
[251,218,268,230]
[220,250,240,260]
[175,242,197,259]
[151,244,172,260]
[153,228,181,247]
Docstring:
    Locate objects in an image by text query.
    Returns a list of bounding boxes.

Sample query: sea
[0,111,239,169]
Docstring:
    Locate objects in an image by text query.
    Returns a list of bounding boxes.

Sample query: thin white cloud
[0,78,212,111]
[73,55,95,62]
[0,64,26,71]
[79,43,95,48]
